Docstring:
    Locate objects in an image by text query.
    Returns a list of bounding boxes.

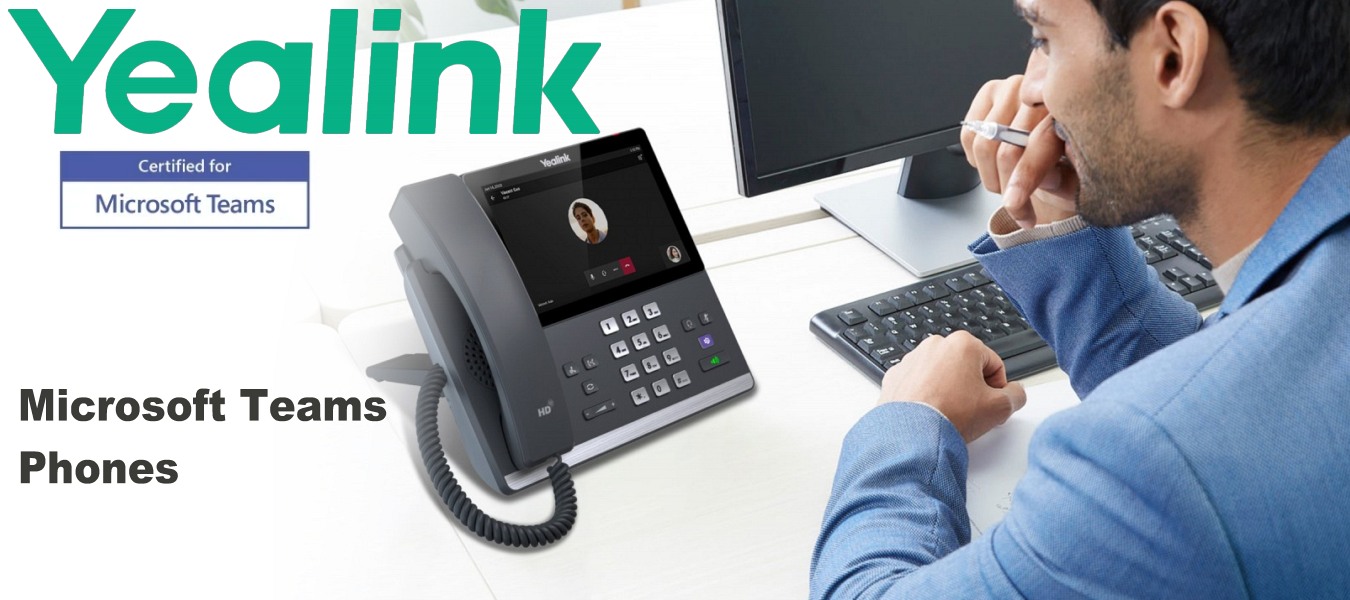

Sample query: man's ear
[1138,1,1211,109]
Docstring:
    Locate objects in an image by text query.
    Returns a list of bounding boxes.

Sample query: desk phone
[368,129,754,547]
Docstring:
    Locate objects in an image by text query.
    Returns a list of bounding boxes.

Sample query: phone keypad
[563,301,726,416]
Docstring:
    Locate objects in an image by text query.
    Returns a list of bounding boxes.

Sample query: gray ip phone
[368,129,754,547]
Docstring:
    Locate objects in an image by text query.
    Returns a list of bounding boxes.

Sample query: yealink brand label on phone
[539,154,572,167]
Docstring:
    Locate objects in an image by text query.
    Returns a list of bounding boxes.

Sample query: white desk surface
[292,1,1085,597]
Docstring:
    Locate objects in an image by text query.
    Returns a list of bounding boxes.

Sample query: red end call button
[619,257,636,275]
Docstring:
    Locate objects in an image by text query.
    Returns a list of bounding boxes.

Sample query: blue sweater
[811,136,1350,599]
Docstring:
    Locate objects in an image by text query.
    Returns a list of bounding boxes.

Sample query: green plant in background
[374,0,428,42]
[476,0,522,24]
[377,0,646,43]
[477,1,643,24]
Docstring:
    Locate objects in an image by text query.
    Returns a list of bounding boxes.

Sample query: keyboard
[810,214,1225,382]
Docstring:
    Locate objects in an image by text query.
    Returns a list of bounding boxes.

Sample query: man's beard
[1069,60,1201,228]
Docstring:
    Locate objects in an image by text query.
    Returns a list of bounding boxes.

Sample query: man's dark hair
[1087,0,1350,135]
[571,201,593,217]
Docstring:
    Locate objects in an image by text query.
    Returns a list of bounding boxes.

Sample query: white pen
[961,120,1031,148]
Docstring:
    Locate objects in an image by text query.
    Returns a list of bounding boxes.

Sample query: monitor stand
[816,146,1003,278]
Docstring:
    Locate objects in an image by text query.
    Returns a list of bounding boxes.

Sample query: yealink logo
[539,153,571,167]
[8,8,601,135]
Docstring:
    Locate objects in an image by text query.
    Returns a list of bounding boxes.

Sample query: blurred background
[361,0,691,43]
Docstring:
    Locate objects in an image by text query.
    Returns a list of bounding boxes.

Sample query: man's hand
[880,332,1028,443]
[959,75,1079,230]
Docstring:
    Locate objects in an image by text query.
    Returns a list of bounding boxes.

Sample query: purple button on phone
[698,334,714,349]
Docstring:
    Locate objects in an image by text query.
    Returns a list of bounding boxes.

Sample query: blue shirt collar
[1220,135,1350,315]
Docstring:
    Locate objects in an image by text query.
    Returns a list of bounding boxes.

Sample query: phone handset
[384,175,578,547]
[391,174,574,468]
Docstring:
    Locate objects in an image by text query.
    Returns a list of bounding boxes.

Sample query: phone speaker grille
[463,331,495,389]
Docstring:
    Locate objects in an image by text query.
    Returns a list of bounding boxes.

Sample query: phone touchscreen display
[466,131,702,326]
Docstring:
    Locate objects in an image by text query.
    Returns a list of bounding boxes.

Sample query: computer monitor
[715,0,1030,276]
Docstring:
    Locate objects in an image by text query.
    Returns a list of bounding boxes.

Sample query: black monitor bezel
[462,128,706,328]
[714,0,965,198]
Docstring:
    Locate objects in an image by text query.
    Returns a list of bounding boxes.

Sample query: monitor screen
[463,130,703,327]
[719,0,1029,195]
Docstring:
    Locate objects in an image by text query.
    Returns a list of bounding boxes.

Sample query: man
[811,0,1350,597]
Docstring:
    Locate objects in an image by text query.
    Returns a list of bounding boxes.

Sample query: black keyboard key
[863,322,884,337]
[888,294,916,311]
[922,284,950,300]
[1166,280,1188,294]
[1153,244,1179,259]
[885,328,905,344]
[1145,250,1162,264]
[1197,272,1216,288]
[986,330,1046,357]
[904,290,927,305]
[1180,276,1204,293]
[1164,267,1187,281]
[858,337,880,353]
[1185,247,1213,268]
[843,327,866,343]
[870,345,901,363]
[963,271,991,287]
[944,277,972,293]
[838,309,867,326]
[868,300,897,316]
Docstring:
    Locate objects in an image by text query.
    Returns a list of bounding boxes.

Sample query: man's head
[1017,0,1350,227]
[572,201,595,233]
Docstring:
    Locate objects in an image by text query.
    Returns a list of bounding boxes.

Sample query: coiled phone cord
[416,366,578,547]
